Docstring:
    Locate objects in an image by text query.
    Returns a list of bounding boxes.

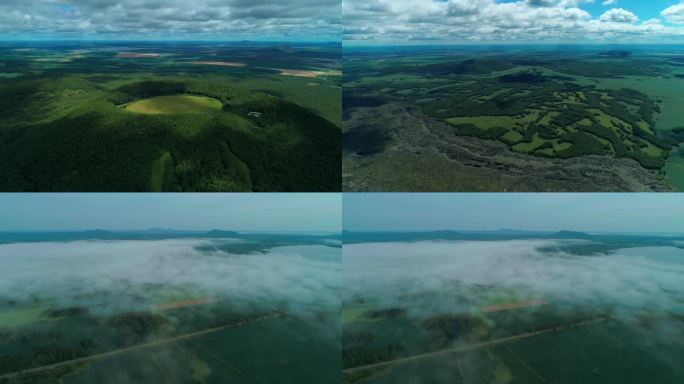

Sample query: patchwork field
[0,41,342,192]
[343,46,684,191]
[342,232,684,383]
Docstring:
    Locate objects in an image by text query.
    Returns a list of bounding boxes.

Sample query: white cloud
[643,18,663,26]
[662,3,684,24]
[344,0,684,43]
[0,0,341,40]
[447,0,490,16]
[600,8,639,23]
[602,0,617,6]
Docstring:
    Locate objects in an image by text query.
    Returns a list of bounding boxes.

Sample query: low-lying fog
[343,239,684,317]
[0,239,340,315]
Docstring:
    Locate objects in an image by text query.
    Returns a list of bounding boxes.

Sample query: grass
[501,130,524,144]
[537,141,572,156]
[588,108,631,131]
[569,118,592,129]
[342,303,378,325]
[123,95,223,115]
[512,134,546,153]
[538,111,560,126]
[0,305,49,328]
[148,286,203,304]
[342,306,369,325]
[518,109,544,124]
[641,141,664,157]
[149,150,173,192]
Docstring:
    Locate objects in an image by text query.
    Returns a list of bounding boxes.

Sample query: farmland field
[342,231,684,383]
[343,45,684,191]
[0,41,342,192]
[0,230,341,383]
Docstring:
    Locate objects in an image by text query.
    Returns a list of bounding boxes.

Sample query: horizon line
[0,229,340,234]
[342,229,684,235]
[342,42,684,47]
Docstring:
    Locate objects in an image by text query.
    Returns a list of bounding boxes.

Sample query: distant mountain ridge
[0,229,339,246]
[554,230,591,238]
[83,229,112,235]
[204,229,240,237]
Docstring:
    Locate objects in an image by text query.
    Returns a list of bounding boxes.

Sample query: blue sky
[582,0,673,21]
[0,0,340,41]
[344,193,684,233]
[344,0,684,43]
[495,0,676,20]
[0,193,341,232]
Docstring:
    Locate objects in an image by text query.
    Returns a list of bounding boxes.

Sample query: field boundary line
[343,315,610,374]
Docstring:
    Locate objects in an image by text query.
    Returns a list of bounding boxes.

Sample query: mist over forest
[344,239,684,317]
[0,239,341,316]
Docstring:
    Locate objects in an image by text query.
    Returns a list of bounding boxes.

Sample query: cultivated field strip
[0,310,286,380]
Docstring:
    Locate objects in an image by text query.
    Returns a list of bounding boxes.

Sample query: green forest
[344,55,681,170]
[0,43,341,191]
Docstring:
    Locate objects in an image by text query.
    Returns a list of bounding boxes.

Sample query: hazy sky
[344,0,684,43]
[0,0,340,41]
[0,193,341,232]
[343,193,684,233]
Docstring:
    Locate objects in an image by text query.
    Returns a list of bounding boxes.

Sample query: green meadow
[123,95,223,115]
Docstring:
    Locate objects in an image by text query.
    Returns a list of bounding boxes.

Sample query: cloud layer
[0,239,341,315]
[0,0,341,40]
[344,240,684,317]
[344,0,684,43]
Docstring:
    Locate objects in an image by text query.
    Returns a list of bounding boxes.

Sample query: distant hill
[494,228,544,235]
[146,228,177,233]
[433,230,460,235]
[138,228,197,235]
[554,230,591,238]
[204,229,240,237]
[83,229,111,235]
[82,229,116,238]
